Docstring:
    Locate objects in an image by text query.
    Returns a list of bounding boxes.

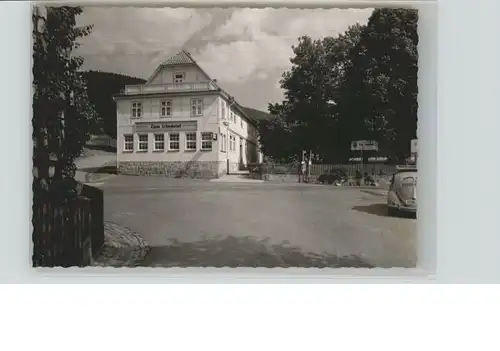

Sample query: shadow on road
[140,236,374,268]
[353,203,416,219]
[352,203,391,217]
[361,190,387,198]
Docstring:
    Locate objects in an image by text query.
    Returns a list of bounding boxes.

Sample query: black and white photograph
[32,5,418,268]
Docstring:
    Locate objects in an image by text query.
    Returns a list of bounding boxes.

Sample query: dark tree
[336,8,419,163]
[32,6,97,198]
[259,24,365,163]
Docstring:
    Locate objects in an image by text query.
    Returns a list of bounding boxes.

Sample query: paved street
[75,147,116,183]
[98,175,416,268]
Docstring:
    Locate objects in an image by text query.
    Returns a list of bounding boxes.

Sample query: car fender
[387,189,401,207]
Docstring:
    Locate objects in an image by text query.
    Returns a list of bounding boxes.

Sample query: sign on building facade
[133,120,198,133]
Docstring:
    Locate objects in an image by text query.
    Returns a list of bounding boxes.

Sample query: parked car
[387,166,417,216]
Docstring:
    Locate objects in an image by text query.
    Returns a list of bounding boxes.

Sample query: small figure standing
[306,157,312,183]
[298,160,306,183]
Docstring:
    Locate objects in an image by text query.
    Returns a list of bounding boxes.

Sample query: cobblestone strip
[92,221,151,267]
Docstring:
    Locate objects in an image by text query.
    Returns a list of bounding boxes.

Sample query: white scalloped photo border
[2,0,499,283]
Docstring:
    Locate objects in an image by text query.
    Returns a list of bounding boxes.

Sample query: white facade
[115,50,262,178]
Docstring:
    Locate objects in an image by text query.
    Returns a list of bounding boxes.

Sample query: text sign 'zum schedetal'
[133,120,198,133]
[350,140,379,151]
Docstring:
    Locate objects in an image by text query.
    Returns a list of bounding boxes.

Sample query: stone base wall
[118,161,226,179]
[216,161,226,178]
[227,161,241,174]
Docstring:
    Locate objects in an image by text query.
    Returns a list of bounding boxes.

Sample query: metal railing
[124,82,216,95]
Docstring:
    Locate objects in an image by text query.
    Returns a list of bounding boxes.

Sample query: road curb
[210,179,264,183]
[92,221,151,267]
[85,161,116,183]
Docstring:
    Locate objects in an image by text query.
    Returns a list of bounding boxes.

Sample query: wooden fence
[253,163,399,177]
[309,164,398,177]
[78,184,104,255]
[32,184,104,267]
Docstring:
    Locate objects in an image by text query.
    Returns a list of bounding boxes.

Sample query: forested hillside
[84,70,146,138]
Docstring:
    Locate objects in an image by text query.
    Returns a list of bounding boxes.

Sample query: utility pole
[360,147,364,176]
[307,149,312,183]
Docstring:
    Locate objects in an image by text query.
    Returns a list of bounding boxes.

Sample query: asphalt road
[100,176,416,268]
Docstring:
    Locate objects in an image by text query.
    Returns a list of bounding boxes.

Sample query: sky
[76,7,372,111]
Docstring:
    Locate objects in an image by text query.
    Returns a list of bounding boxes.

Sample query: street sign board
[351,140,379,151]
[411,139,418,154]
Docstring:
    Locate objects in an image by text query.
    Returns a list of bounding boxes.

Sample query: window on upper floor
[229,134,236,152]
[241,118,244,129]
[191,99,203,116]
[131,102,142,118]
[221,100,226,119]
[160,100,172,117]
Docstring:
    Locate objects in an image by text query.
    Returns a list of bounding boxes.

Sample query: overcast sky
[76,7,372,111]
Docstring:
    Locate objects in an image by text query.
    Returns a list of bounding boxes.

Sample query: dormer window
[173,72,185,83]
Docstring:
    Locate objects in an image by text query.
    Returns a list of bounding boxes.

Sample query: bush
[261,163,297,175]
[318,167,348,184]
[247,163,262,174]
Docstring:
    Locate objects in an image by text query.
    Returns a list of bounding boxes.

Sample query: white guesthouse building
[114,50,263,178]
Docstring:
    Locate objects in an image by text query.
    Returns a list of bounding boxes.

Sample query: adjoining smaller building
[114,50,265,178]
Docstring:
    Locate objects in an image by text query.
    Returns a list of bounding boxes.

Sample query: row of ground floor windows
[123,132,213,153]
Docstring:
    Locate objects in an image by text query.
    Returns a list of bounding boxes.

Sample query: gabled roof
[239,106,272,122]
[145,50,203,84]
[141,50,263,126]
[162,50,196,66]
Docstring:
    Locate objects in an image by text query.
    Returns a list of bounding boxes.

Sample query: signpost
[410,139,418,165]
[411,139,418,154]
[351,140,379,152]
[351,140,379,174]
